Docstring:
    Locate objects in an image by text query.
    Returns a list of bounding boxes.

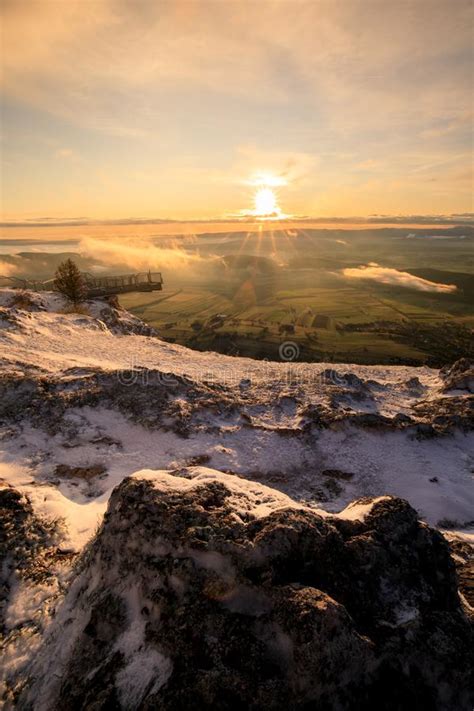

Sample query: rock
[0,484,76,706]
[0,307,22,330]
[413,396,474,432]
[441,358,474,393]
[18,470,474,711]
[405,376,424,392]
[92,302,158,336]
[448,537,474,609]
[345,412,394,429]
[239,378,252,390]
[415,422,437,438]
[393,412,414,426]
[0,484,67,622]
[322,468,354,481]
[54,463,107,481]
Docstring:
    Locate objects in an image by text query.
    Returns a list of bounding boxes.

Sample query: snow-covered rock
[441,358,474,393]
[0,287,157,337]
[16,469,474,710]
[0,289,473,706]
[0,483,76,704]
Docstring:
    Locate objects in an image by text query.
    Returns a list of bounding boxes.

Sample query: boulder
[18,469,474,711]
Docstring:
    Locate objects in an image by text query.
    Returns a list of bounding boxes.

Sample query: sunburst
[254,187,279,217]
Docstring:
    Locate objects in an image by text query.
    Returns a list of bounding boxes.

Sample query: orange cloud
[0,261,19,277]
[78,236,204,273]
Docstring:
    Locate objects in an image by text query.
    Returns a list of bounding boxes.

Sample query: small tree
[54,259,86,304]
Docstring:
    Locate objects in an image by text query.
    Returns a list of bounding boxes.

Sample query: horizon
[1,217,473,248]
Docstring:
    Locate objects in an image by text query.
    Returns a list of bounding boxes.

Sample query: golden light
[247,172,288,188]
[254,187,279,216]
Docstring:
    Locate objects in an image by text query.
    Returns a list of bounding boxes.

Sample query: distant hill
[222,253,276,273]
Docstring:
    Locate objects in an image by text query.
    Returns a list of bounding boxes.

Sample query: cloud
[1,1,473,219]
[0,260,19,277]
[2,0,472,138]
[342,264,457,293]
[78,236,205,273]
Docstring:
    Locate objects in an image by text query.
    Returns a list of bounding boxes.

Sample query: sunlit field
[116,226,474,365]
[2,222,472,365]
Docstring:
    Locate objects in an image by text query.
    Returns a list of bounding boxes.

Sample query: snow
[442,529,474,544]
[115,650,173,709]
[394,605,419,625]
[0,289,441,397]
[0,288,472,709]
[4,577,59,631]
[2,402,472,553]
[114,584,173,708]
[0,288,472,547]
[0,459,105,550]
[336,496,392,521]
[316,428,474,526]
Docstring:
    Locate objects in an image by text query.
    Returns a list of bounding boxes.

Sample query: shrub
[437,518,461,530]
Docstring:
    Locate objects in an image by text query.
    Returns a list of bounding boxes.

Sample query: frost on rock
[17,469,474,711]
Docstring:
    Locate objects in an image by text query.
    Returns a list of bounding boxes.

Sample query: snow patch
[115,650,172,710]
[337,496,391,521]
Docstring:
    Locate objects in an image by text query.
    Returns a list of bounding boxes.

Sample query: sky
[0,0,473,221]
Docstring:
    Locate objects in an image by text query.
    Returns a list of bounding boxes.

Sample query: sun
[235,172,289,220]
[254,187,279,217]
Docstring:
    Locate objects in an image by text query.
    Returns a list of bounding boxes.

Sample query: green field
[120,228,474,365]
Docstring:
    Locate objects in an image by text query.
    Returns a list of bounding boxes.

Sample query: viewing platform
[0,271,164,297]
[82,271,163,297]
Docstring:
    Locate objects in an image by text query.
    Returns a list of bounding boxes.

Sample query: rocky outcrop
[440,358,474,393]
[412,394,474,432]
[0,287,157,337]
[0,368,232,433]
[2,364,473,437]
[86,298,158,336]
[18,470,474,711]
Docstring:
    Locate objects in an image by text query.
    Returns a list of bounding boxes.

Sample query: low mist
[342,263,457,293]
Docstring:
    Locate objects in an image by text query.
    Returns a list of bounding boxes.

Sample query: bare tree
[54,259,86,304]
